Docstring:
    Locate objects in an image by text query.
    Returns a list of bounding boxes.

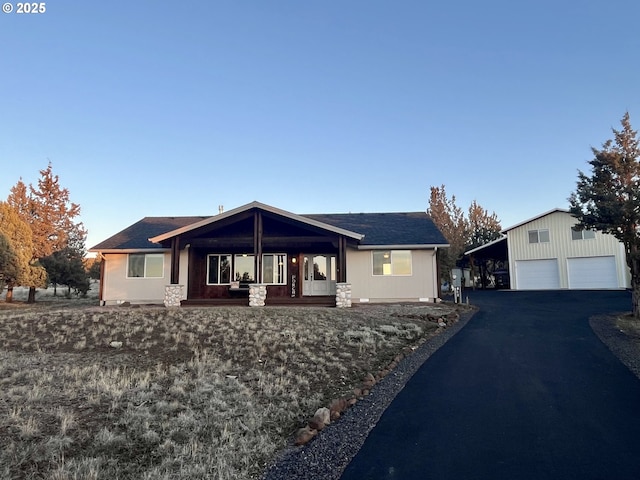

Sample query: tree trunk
[6,286,13,303]
[27,286,36,303]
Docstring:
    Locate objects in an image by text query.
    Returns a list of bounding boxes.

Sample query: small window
[207,254,231,284]
[571,227,596,240]
[234,254,255,283]
[372,250,412,276]
[262,254,287,284]
[528,229,550,244]
[127,253,164,278]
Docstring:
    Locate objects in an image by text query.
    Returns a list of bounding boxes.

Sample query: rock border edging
[261,307,478,480]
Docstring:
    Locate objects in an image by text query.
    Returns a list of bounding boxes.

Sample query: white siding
[346,249,439,302]
[507,211,629,290]
[102,251,189,305]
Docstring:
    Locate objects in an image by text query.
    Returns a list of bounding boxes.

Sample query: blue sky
[2,1,639,250]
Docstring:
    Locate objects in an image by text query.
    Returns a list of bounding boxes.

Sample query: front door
[303,254,337,296]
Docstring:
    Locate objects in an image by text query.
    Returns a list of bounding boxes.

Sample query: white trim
[262,253,287,285]
[358,244,448,250]
[206,253,232,285]
[126,253,165,279]
[502,208,570,233]
[91,248,170,254]
[464,236,507,255]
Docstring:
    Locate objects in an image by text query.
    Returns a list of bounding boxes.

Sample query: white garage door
[567,256,618,289]
[515,259,560,290]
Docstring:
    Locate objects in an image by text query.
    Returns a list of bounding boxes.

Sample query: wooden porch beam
[254,211,263,282]
[170,236,180,284]
[338,236,347,282]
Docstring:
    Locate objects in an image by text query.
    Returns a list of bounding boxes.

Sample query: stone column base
[336,283,352,308]
[249,284,267,307]
[164,285,183,307]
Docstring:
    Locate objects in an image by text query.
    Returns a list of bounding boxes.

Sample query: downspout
[98,252,105,306]
[435,247,441,300]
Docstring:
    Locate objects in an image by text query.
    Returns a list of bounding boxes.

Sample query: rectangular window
[528,229,550,244]
[262,254,287,284]
[234,254,255,283]
[127,253,164,278]
[207,254,231,284]
[571,227,596,240]
[372,250,412,276]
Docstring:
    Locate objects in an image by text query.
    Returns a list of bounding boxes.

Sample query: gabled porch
[150,202,361,307]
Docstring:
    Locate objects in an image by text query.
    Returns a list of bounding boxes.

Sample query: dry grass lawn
[0,287,467,480]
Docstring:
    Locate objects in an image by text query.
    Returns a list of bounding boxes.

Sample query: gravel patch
[590,314,640,380]
[261,308,477,480]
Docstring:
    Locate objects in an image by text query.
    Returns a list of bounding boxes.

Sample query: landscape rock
[109,341,123,348]
[294,426,317,446]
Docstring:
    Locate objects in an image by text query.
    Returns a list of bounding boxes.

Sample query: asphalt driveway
[340,290,640,480]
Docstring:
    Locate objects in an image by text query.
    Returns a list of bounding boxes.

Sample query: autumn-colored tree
[427,185,468,282]
[0,202,47,302]
[466,200,502,249]
[569,112,640,318]
[466,200,503,288]
[7,163,86,302]
[428,186,502,288]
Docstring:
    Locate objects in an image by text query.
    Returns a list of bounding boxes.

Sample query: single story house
[465,208,630,290]
[89,201,449,306]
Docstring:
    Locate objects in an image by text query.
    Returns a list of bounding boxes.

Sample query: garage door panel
[568,256,617,289]
[516,259,560,290]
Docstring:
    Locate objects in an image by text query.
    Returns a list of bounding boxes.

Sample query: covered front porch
[151,203,361,307]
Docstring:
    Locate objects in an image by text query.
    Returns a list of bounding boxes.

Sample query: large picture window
[263,254,287,284]
[372,250,412,276]
[207,254,231,284]
[234,254,255,283]
[127,253,164,278]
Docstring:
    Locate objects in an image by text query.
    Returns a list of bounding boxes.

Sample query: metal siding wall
[508,211,629,289]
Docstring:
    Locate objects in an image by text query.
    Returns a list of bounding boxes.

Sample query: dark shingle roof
[303,212,447,246]
[90,216,209,250]
[90,210,447,251]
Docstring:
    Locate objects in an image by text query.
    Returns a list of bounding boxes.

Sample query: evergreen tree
[0,202,47,302]
[569,112,640,318]
[7,163,86,302]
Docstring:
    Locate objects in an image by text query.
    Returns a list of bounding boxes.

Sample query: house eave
[148,201,365,244]
[89,248,171,254]
[357,244,449,250]
[464,236,507,256]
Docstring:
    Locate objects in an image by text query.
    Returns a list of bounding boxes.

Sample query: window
[528,229,550,244]
[263,254,287,284]
[207,254,231,284]
[571,227,596,241]
[372,250,412,276]
[234,254,255,283]
[127,253,164,278]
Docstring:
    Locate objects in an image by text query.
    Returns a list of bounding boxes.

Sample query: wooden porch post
[254,211,263,282]
[338,236,347,283]
[170,237,180,284]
